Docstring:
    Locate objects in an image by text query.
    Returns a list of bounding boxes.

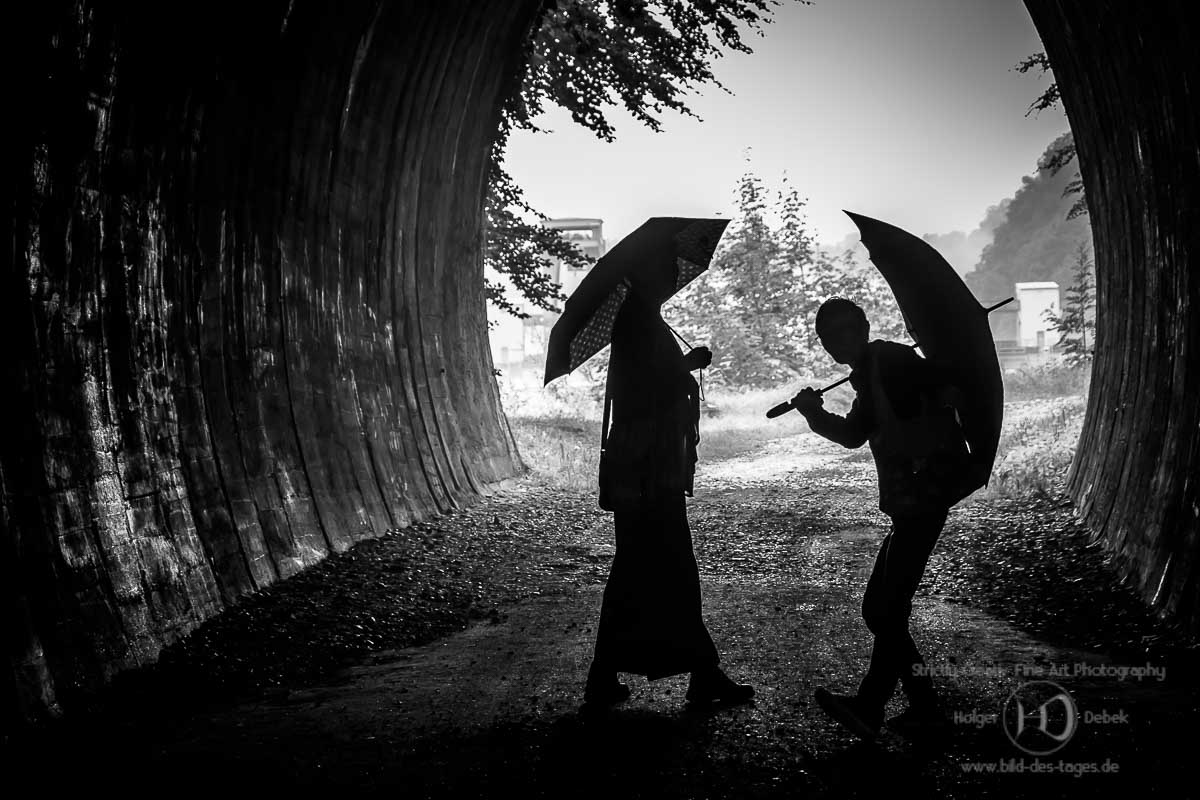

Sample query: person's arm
[791,388,871,448]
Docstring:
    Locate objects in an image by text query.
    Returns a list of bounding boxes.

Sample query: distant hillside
[821,200,1008,279]
[821,133,1092,305]
[921,200,1009,276]
[964,132,1092,304]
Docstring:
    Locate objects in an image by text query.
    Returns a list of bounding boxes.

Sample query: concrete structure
[987,281,1062,369]
[988,303,1020,350]
[542,218,605,297]
[487,218,605,373]
[1014,282,1062,350]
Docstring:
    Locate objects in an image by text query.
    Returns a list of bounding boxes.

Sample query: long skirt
[591,492,719,680]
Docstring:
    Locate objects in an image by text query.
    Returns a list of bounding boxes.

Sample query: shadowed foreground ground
[6,433,1197,798]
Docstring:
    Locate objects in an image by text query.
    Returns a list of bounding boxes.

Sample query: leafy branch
[1015,51,1087,219]
[486,1,803,317]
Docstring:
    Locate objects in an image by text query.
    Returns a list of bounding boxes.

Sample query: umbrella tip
[843,209,869,234]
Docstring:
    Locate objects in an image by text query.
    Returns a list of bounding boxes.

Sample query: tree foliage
[510,0,781,142]
[672,167,804,387]
[1014,52,1060,116]
[964,133,1092,304]
[1015,52,1087,220]
[671,161,906,389]
[485,1,800,316]
[1043,241,1096,366]
[483,159,579,319]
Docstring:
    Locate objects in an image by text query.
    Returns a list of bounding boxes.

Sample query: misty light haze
[502,0,1070,275]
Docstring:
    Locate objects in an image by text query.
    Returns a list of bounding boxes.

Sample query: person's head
[815,297,870,366]
[625,254,678,308]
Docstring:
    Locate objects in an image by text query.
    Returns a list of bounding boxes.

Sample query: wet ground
[7,432,1198,798]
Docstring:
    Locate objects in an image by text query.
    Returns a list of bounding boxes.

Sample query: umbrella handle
[765,375,851,418]
[765,400,794,419]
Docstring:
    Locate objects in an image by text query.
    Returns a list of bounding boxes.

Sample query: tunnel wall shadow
[1,0,539,724]
[1025,1,1200,636]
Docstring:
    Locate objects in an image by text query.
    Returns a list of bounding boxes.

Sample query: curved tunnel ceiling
[3,0,1198,726]
[3,0,540,722]
[1024,0,1200,637]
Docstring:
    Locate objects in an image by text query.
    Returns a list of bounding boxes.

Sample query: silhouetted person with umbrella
[542,217,752,707]
[583,265,754,707]
[791,297,967,738]
[771,211,1005,739]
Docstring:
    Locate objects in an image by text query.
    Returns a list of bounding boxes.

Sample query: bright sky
[503,0,1070,250]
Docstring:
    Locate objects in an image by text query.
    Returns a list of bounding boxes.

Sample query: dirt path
[12,433,1196,798]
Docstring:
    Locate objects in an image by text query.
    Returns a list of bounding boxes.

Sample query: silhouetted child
[790,297,968,739]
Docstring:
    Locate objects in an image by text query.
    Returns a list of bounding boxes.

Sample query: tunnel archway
[2,0,541,724]
[1024,0,1200,640]
[3,0,1197,726]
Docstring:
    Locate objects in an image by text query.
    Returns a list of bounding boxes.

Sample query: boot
[685,666,754,705]
[814,687,884,740]
[584,663,631,705]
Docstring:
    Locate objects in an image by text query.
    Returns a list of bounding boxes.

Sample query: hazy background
[502,0,1070,274]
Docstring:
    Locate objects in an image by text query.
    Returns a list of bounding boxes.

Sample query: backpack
[868,354,973,514]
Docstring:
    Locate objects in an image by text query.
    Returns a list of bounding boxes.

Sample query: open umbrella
[769,211,1010,501]
[543,217,729,386]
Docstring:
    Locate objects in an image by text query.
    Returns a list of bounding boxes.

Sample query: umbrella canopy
[543,217,729,385]
[845,210,1004,499]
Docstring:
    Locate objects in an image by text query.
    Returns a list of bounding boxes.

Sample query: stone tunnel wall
[1024,1,1200,635]
[1,0,540,725]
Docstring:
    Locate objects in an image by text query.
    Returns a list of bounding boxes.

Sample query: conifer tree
[1043,241,1096,366]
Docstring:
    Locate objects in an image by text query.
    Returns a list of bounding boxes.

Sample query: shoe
[583,679,631,706]
[685,668,755,705]
[814,688,883,740]
[887,705,952,739]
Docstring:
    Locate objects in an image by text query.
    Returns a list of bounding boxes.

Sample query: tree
[1043,241,1096,366]
[672,162,906,389]
[776,177,826,365]
[964,133,1092,304]
[483,158,580,319]
[719,168,799,385]
[671,162,804,388]
[486,1,801,316]
[1014,52,1087,220]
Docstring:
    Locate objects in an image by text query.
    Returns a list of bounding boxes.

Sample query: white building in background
[486,217,605,373]
[543,217,604,297]
[987,280,1062,369]
[1013,281,1061,350]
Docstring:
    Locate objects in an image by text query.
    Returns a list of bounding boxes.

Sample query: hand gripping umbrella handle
[765,375,851,418]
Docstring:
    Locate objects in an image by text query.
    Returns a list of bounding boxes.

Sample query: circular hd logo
[1002,680,1079,756]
